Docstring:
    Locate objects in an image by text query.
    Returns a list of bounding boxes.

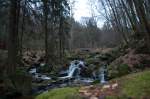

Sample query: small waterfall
[99,66,107,84]
[100,70,105,84]
[59,60,84,79]
[68,67,79,78]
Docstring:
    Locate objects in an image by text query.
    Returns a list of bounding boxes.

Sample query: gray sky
[73,0,105,28]
[74,0,91,21]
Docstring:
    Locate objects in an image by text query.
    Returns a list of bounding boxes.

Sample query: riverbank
[36,70,150,99]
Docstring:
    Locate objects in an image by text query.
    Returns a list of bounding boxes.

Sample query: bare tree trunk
[107,0,128,44]
[59,25,63,64]
[8,0,20,74]
[19,0,26,64]
[119,0,139,35]
[133,0,150,50]
[42,0,48,65]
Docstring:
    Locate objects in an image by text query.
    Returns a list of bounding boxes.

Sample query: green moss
[36,87,81,99]
[106,96,118,99]
[121,70,150,98]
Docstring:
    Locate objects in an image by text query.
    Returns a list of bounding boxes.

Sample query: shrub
[92,80,100,84]
[117,64,130,76]
[108,64,130,79]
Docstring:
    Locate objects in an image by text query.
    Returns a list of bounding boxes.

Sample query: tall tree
[42,0,49,65]
[8,0,20,74]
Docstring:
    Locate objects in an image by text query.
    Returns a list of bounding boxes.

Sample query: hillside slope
[117,70,150,99]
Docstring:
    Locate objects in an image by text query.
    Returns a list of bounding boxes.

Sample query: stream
[28,60,107,94]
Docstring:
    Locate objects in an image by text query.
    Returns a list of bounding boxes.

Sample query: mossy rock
[85,58,100,65]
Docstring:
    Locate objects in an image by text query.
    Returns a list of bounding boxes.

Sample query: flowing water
[29,60,107,94]
[99,66,107,84]
[59,60,82,79]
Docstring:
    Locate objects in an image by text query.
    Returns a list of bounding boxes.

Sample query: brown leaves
[79,82,119,99]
